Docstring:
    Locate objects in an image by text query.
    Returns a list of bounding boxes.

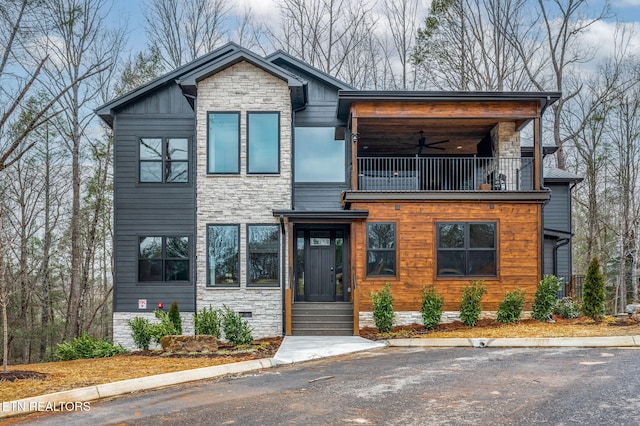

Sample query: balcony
[356,156,534,192]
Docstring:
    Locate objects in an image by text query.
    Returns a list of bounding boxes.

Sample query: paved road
[13,347,640,425]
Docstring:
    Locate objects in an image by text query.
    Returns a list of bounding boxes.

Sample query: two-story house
[97,43,572,348]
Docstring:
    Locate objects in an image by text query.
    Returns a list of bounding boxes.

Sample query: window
[247,225,279,286]
[366,223,396,276]
[207,112,240,174]
[138,236,189,282]
[207,225,239,286]
[139,138,189,183]
[295,127,345,182]
[437,223,496,277]
[248,112,279,174]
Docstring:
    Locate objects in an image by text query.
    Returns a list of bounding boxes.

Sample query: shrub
[532,275,562,321]
[421,286,443,329]
[222,306,253,345]
[194,305,222,338]
[55,333,126,361]
[554,297,581,319]
[496,289,526,323]
[371,283,394,332]
[168,301,182,334]
[582,257,606,321]
[459,280,486,326]
[128,316,153,350]
[150,309,179,345]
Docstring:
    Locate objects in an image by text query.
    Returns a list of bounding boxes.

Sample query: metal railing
[357,156,535,191]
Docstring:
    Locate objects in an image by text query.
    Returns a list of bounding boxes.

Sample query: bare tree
[145,0,232,69]
[382,0,418,89]
[43,0,123,339]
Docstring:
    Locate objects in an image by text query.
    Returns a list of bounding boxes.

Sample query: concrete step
[291,302,354,336]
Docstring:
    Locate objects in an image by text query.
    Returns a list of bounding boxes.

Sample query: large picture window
[138,236,189,282]
[248,112,279,174]
[207,112,240,174]
[366,223,396,276]
[139,138,189,183]
[207,225,239,286]
[294,127,345,182]
[437,222,496,277]
[247,225,279,286]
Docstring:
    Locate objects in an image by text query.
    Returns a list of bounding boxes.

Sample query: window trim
[206,111,241,175]
[366,222,397,278]
[137,235,191,283]
[206,224,241,287]
[138,137,190,184]
[247,112,280,175]
[436,222,498,278]
[246,224,280,288]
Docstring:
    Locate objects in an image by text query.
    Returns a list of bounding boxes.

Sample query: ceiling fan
[415,131,449,155]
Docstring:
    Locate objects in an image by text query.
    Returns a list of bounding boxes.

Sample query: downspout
[280,215,286,336]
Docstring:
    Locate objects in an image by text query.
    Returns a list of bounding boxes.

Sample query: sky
[110,0,640,61]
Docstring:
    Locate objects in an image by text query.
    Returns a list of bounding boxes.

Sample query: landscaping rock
[160,335,218,352]
[625,304,640,314]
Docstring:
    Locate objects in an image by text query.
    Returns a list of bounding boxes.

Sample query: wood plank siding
[351,101,539,120]
[350,200,543,312]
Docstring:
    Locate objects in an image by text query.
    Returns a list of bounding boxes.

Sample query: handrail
[356,156,534,191]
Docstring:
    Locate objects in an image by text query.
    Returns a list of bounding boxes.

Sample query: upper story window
[138,236,189,282]
[366,223,396,276]
[248,112,279,174]
[295,127,345,182]
[437,222,496,277]
[139,138,188,183]
[207,112,240,174]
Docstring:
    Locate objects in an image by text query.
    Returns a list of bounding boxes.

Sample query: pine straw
[1,339,281,402]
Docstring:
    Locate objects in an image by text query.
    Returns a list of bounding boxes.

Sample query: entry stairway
[291,302,354,336]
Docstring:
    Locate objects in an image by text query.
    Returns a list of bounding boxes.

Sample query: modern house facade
[97,43,577,348]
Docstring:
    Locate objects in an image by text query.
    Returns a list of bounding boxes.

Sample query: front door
[295,227,348,302]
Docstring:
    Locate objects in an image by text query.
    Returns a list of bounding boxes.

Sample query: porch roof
[272,210,369,222]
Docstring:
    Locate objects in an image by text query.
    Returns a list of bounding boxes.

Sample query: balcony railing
[357,156,534,191]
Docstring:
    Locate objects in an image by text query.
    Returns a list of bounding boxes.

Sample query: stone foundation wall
[359,311,533,329]
[113,312,195,351]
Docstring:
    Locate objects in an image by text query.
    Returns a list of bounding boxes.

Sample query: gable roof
[543,167,583,183]
[177,47,307,109]
[96,42,243,126]
[265,50,356,91]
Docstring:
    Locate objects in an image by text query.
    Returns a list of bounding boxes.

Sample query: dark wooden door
[305,232,335,302]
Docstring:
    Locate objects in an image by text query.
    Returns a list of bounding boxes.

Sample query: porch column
[533,116,541,190]
[351,116,359,190]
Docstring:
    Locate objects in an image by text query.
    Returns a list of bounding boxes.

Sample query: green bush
[168,301,182,334]
[128,316,153,350]
[496,289,526,323]
[532,275,562,321]
[460,280,486,326]
[371,283,394,332]
[421,286,443,329]
[150,309,179,345]
[222,306,253,345]
[582,257,606,320]
[194,305,222,338]
[55,333,126,361]
[554,297,581,319]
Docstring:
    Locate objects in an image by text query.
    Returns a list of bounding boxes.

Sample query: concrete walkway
[2,335,640,419]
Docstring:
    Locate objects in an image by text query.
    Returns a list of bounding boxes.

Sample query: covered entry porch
[274,210,368,335]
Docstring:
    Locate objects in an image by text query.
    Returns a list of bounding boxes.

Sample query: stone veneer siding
[359,311,533,328]
[196,61,292,339]
[113,312,195,351]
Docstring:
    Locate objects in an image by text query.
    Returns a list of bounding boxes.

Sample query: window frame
[247,112,280,175]
[206,111,240,175]
[138,137,190,184]
[206,224,241,287]
[366,222,397,277]
[246,224,280,288]
[436,222,497,278]
[137,236,190,283]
